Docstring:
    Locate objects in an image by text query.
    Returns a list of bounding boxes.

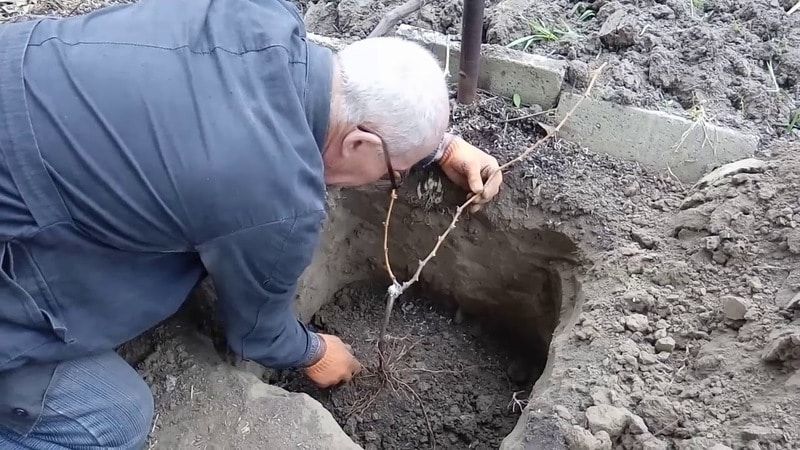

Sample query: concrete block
[307,32,346,52]
[555,92,760,183]
[394,25,566,109]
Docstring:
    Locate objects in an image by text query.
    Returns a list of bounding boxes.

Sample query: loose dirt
[443,92,800,449]
[271,280,537,450]
[300,0,799,141]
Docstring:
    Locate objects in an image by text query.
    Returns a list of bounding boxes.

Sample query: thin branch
[788,0,799,15]
[443,34,452,80]
[378,62,609,349]
[499,108,555,123]
[383,190,398,284]
[368,0,424,38]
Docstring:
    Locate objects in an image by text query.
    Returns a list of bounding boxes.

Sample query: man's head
[321,37,450,188]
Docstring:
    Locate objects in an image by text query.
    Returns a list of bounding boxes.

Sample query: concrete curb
[556,93,760,183]
[394,25,567,109]
[308,27,762,183]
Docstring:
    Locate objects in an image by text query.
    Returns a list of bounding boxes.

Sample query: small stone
[554,405,574,421]
[585,405,630,438]
[744,307,760,321]
[679,192,705,210]
[599,10,638,49]
[747,276,764,293]
[696,354,722,372]
[624,181,641,197]
[364,431,380,442]
[654,328,668,340]
[623,290,655,313]
[785,370,800,390]
[786,229,800,254]
[722,295,752,321]
[595,431,613,450]
[618,339,641,358]
[475,395,494,413]
[704,236,721,250]
[590,387,623,407]
[639,352,658,365]
[165,375,177,393]
[628,258,645,275]
[625,314,649,332]
[758,185,777,200]
[637,395,680,433]
[632,230,658,249]
[655,337,676,353]
[626,412,649,434]
[564,425,603,450]
[761,327,800,362]
[650,4,675,19]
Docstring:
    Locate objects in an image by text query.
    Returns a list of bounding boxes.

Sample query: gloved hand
[438,136,503,212]
[303,333,362,388]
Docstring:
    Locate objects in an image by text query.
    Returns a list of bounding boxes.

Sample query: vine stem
[377,62,609,349]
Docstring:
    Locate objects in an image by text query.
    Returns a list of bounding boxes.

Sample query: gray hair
[333,36,450,157]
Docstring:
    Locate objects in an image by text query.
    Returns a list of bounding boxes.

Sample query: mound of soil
[485,0,799,140]
[271,281,538,449]
[298,0,799,140]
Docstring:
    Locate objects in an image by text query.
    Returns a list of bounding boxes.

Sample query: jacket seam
[239,214,298,350]
[28,37,307,61]
[195,208,323,249]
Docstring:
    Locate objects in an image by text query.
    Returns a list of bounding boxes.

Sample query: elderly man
[0,0,502,447]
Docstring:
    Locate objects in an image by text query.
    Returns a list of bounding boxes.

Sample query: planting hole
[270,211,581,449]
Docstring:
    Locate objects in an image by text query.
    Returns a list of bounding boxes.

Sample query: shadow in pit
[261,168,585,449]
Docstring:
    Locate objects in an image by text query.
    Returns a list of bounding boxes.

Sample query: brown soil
[271,280,537,449]
[300,0,799,141]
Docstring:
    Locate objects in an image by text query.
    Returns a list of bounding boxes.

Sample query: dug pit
[263,149,585,448]
[272,278,549,449]
[119,92,593,448]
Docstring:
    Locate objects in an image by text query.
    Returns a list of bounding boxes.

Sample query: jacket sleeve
[195,210,325,369]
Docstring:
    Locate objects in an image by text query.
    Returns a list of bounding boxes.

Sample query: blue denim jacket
[0,0,331,374]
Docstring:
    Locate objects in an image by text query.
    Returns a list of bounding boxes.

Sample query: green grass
[785,112,799,133]
[506,18,576,51]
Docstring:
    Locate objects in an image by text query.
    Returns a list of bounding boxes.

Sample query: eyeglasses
[357,125,406,191]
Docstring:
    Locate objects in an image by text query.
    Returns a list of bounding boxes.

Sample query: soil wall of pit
[294,167,585,363]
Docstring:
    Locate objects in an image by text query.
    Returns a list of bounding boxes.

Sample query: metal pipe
[457,0,485,104]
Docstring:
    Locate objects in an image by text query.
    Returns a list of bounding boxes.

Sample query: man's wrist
[418,132,457,168]
[300,332,326,367]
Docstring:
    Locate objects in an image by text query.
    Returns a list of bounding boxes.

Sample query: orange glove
[438,136,503,213]
[303,334,362,388]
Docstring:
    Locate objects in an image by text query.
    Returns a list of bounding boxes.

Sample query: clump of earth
[271,280,538,449]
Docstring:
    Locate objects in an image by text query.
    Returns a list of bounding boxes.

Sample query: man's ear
[341,128,383,159]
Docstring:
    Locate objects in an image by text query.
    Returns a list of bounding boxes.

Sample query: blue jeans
[0,352,154,449]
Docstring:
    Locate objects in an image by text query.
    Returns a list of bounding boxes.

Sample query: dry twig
[368,0,424,38]
[788,0,799,15]
[378,62,608,351]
